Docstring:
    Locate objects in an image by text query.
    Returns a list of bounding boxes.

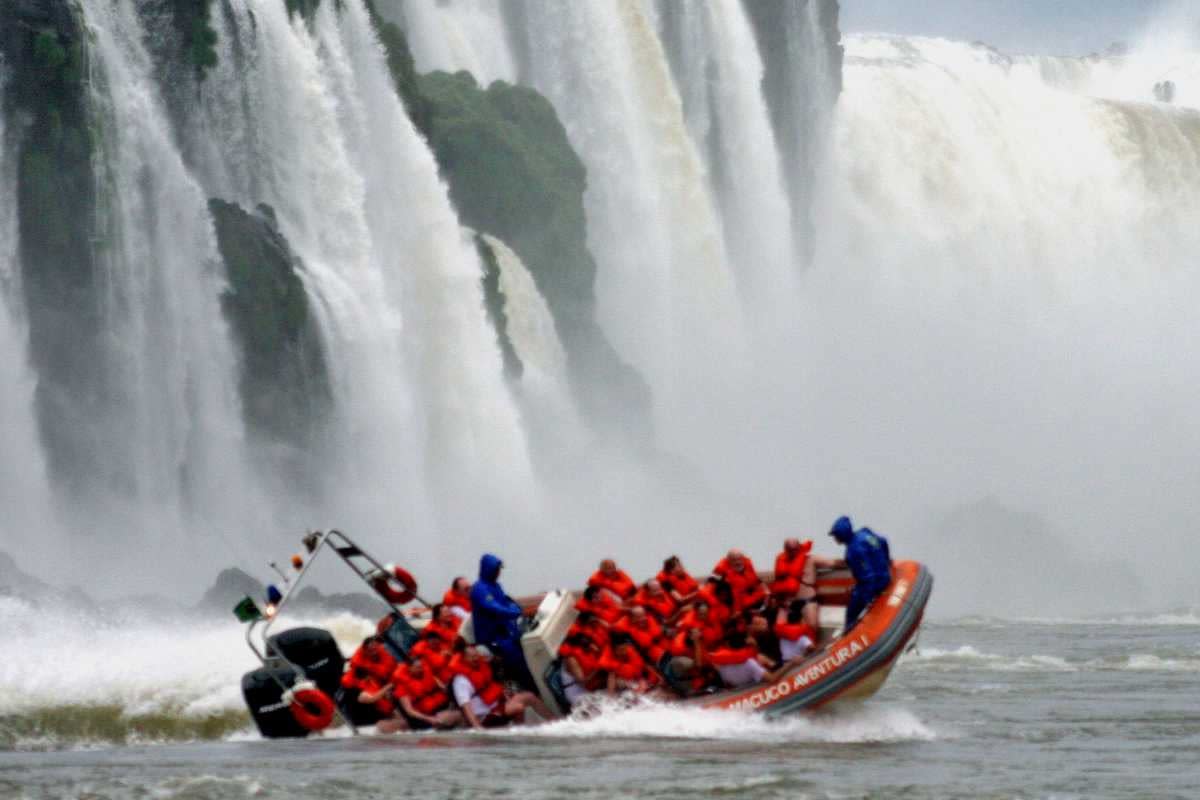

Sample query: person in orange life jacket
[575,584,624,624]
[360,657,462,732]
[588,559,637,602]
[746,611,782,663]
[771,537,821,630]
[702,629,781,689]
[422,603,462,645]
[695,577,734,626]
[613,605,667,663]
[825,516,893,631]
[567,611,611,651]
[671,600,724,653]
[775,598,818,662]
[410,634,454,683]
[712,549,767,612]
[450,643,552,729]
[633,579,677,622]
[602,634,659,695]
[558,632,605,706]
[443,576,472,621]
[657,556,700,605]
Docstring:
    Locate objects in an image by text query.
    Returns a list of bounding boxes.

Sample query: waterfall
[195,0,539,561]
[0,68,59,571]
[793,34,1200,601]
[480,233,584,448]
[653,0,799,316]
[393,0,517,85]
[63,0,272,583]
[511,0,744,449]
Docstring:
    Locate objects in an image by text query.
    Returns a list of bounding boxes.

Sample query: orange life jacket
[587,569,637,600]
[442,588,472,613]
[410,638,453,682]
[771,543,813,596]
[775,621,816,643]
[601,647,656,684]
[656,569,699,599]
[695,585,733,625]
[358,674,395,715]
[567,620,611,651]
[707,644,759,667]
[675,608,724,648]
[350,641,397,681]
[449,655,505,706]
[633,587,676,621]
[575,593,623,624]
[712,558,766,611]
[614,615,666,662]
[392,663,449,715]
[422,617,461,645]
[559,641,603,679]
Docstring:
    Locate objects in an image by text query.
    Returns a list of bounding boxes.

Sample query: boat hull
[690,560,932,715]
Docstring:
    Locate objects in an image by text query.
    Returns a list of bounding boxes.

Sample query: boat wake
[509,697,937,743]
[0,597,375,750]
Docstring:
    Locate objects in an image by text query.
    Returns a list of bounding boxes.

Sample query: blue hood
[479,553,503,583]
[830,515,854,542]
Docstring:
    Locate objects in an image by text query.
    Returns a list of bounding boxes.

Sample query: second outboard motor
[242,627,345,739]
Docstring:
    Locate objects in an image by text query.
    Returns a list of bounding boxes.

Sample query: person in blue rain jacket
[470,553,535,689]
[828,516,893,631]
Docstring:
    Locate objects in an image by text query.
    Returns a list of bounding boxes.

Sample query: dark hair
[583,585,601,601]
[787,598,808,623]
[452,638,468,654]
[576,611,596,626]
[663,555,680,572]
[610,632,634,649]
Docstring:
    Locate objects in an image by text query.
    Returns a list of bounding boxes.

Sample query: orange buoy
[372,565,418,605]
[287,682,335,732]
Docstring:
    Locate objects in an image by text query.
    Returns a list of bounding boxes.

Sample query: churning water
[2,611,1197,799]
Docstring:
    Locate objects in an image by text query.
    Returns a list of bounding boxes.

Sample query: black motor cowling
[242,627,345,738]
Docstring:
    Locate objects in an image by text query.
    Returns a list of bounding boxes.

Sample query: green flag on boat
[233,595,263,623]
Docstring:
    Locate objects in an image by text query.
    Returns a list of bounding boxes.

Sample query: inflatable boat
[236,530,932,737]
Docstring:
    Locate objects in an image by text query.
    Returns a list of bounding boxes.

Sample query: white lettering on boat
[724,634,871,711]
[886,578,911,608]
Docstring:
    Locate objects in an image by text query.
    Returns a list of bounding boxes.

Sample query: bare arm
[399,696,436,725]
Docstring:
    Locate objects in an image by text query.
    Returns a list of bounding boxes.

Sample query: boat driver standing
[470,553,536,689]
[826,516,893,631]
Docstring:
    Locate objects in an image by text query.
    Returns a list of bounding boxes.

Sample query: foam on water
[509,697,936,743]
[908,646,1076,673]
[0,598,374,748]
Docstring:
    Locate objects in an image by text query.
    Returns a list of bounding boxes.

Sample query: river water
[2,613,1196,799]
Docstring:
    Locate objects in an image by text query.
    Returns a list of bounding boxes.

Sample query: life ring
[286,681,335,731]
[373,565,418,605]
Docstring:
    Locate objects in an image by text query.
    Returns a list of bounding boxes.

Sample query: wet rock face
[1,0,109,493]
[208,199,330,449]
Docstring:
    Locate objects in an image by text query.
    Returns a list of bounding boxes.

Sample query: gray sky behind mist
[841,0,1169,56]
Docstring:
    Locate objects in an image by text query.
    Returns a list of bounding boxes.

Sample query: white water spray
[75,0,270,589]
[393,0,517,85]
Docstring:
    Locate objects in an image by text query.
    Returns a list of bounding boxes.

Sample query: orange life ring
[288,684,335,731]
[373,565,418,605]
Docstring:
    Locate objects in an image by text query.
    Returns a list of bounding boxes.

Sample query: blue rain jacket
[845,527,892,589]
[470,553,523,645]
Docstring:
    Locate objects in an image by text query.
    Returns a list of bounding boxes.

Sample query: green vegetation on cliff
[1,0,106,484]
[474,235,524,379]
[208,199,330,446]
[166,0,219,79]
[368,22,651,437]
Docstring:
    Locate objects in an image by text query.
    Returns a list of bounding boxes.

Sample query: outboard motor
[241,627,344,739]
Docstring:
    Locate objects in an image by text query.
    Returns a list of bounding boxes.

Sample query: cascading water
[790,34,1200,608]
[0,70,59,572]
[510,0,744,451]
[392,0,517,85]
[67,0,271,587]
[652,0,798,318]
[193,0,539,569]
[480,233,585,455]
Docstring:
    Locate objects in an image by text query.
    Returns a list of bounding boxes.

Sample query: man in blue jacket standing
[828,516,893,631]
[470,553,535,689]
